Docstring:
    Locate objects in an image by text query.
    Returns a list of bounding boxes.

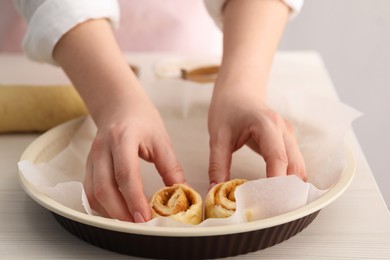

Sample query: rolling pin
[0,85,88,133]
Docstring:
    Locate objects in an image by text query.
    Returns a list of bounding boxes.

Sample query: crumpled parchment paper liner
[145,175,327,227]
[18,62,361,227]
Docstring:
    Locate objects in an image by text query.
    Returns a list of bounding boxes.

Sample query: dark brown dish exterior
[52,211,319,259]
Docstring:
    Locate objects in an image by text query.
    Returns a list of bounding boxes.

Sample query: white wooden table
[1,52,389,259]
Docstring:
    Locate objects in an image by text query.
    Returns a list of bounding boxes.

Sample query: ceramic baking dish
[18,117,356,259]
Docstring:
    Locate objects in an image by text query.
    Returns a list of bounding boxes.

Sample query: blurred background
[279,0,390,209]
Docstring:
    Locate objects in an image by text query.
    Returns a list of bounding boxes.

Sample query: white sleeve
[203,0,304,29]
[13,0,120,65]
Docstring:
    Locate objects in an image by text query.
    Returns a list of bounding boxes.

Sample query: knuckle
[265,109,283,125]
[90,136,104,160]
[93,183,110,203]
[166,161,183,176]
[208,161,229,180]
[266,151,289,166]
[114,166,132,186]
[106,124,133,145]
[284,120,295,133]
[160,160,185,185]
[108,125,124,144]
[251,109,285,134]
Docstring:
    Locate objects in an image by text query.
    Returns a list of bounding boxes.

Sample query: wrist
[214,60,268,102]
[90,82,152,128]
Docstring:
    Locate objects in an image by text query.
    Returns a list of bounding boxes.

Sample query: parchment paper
[18,60,361,227]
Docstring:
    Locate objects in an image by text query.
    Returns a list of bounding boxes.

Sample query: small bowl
[18,117,356,259]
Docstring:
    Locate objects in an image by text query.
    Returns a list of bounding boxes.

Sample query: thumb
[208,138,232,188]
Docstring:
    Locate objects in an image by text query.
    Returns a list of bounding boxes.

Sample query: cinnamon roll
[150,184,202,225]
[205,179,247,219]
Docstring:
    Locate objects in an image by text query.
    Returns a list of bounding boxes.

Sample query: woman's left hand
[207,84,307,187]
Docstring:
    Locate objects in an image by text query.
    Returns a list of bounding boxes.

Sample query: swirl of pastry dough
[150,184,203,225]
[205,179,247,219]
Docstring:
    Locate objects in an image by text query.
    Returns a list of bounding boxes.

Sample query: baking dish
[18,117,356,259]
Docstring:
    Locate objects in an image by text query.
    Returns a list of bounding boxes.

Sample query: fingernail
[134,211,145,223]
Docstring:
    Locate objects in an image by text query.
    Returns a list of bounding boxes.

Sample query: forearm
[53,19,146,127]
[217,0,290,100]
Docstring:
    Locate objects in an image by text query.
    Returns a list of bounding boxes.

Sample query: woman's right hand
[52,18,185,223]
[83,95,185,223]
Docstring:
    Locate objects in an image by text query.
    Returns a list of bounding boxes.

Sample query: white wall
[279,0,390,208]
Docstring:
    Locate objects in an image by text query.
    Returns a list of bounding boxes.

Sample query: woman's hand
[208,86,307,186]
[83,96,185,223]
[53,19,185,222]
[208,0,306,186]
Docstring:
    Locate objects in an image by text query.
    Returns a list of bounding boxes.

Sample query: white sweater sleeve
[13,0,120,65]
[203,0,304,29]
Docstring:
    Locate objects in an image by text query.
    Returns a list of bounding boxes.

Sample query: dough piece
[150,184,203,225]
[0,85,88,133]
[205,179,247,219]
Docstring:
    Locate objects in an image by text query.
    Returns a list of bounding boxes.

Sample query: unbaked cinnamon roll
[150,184,202,225]
[205,179,247,219]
